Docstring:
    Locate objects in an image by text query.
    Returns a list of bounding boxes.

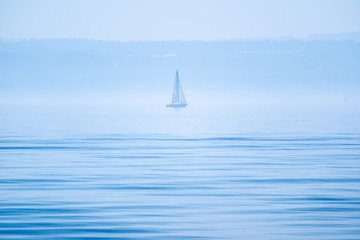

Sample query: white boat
[166,70,187,108]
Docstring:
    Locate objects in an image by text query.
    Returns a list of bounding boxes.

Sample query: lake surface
[1,104,360,239]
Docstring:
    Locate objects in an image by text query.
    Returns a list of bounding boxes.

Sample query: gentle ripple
[1,106,360,239]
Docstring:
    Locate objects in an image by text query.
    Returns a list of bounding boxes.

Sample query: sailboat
[166,70,187,108]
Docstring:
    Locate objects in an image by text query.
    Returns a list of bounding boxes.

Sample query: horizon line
[1,31,360,43]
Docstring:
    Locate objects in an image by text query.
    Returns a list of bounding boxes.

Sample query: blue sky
[1,0,360,41]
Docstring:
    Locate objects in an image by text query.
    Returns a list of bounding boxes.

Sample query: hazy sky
[1,0,360,41]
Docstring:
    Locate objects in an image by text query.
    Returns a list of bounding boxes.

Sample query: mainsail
[166,70,187,108]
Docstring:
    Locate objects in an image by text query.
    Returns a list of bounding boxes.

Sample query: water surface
[1,104,360,239]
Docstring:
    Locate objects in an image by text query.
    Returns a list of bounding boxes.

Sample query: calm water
[1,104,360,239]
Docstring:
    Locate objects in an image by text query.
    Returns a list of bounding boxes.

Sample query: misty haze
[1,1,360,240]
[1,37,359,106]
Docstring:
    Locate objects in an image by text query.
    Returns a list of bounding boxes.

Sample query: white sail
[167,70,187,108]
[179,80,187,105]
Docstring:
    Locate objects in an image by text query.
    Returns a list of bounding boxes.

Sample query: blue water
[1,105,360,239]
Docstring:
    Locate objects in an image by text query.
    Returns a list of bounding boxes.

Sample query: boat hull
[166,103,187,108]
